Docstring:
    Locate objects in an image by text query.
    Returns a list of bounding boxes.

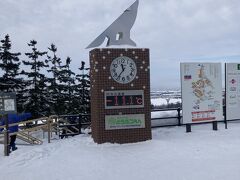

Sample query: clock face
[110,56,137,84]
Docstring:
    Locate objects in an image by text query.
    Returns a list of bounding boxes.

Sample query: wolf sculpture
[86,0,139,49]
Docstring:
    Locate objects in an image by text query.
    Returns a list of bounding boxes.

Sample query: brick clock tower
[90,48,152,144]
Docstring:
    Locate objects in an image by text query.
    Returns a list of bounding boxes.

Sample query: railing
[3,107,239,156]
[151,107,182,127]
[151,105,240,130]
[0,115,57,156]
[57,114,90,138]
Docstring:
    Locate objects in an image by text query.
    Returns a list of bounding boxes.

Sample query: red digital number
[130,96,133,105]
[136,97,142,105]
[114,96,118,106]
[122,96,126,106]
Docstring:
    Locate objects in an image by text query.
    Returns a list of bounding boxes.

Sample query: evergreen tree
[0,34,22,92]
[22,40,49,117]
[0,35,23,112]
[75,61,90,118]
[57,57,75,114]
[47,44,62,115]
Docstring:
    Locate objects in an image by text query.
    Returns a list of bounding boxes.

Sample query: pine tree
[0,34,22,92]
[57,57,75,114]
[75,61,90,118]
[22,40,49,118]
[47,44,62,115]
[0,35,24,112]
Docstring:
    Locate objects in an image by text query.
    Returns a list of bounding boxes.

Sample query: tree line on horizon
[0,34,90,118]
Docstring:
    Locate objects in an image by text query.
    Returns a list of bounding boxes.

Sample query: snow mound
[151,98,181,106]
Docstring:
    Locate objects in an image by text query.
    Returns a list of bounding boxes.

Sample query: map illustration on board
[181,63,223,124]
[4,99,15,111]
[192,64,214,108]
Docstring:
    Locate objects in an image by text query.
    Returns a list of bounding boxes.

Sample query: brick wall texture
[90,48,152,144]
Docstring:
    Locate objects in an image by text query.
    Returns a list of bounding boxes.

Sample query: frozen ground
[151,97,181,106]
[1,122,240,180]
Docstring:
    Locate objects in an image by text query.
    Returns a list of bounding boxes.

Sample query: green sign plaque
[105,114,145,130]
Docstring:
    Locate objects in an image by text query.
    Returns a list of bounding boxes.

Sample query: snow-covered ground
[1,122,240,180]
[151,97,181,106]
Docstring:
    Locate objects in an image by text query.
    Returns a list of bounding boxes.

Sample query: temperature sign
[105,90,144,109]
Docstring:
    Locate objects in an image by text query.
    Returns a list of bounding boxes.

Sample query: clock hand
[117,64,126,79]
[121,64,125,71]
[117,70,124,79]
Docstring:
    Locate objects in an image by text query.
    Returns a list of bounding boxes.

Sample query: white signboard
[0,92,17,114]
[225,63,240,120]
[181,63,223,124]
[105,114,145,130]
[4,99,15,111]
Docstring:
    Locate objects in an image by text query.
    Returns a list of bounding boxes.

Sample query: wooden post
[43,130,45,139]
[50,122,53,138]
[3,130,9,156]
[78,114,82,134]
[47,117,51,143]
[4,114,9,156]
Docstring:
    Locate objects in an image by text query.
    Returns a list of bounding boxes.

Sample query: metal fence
[151,107,182,128]
[58,114,90,138]
[151,106,240,129]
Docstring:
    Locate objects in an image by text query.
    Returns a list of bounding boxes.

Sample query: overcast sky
[0,0,240,90]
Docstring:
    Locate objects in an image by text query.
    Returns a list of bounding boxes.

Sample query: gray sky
[0,0,240,90]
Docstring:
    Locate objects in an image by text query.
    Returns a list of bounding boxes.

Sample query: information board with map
[180,63,223,124]
[0,92,17,114]
[225,63,240,120]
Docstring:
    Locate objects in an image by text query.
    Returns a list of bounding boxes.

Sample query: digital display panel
[105,90,144,109]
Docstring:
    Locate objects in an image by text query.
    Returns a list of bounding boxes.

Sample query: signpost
[0,92,17,114]
[0,92,17,156]
[225,63,240,121]
[180,63,223,129]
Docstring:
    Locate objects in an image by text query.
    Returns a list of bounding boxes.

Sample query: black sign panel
[105,90,144,109]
